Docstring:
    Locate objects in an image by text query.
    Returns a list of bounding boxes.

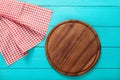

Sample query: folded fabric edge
[0,0,52,66]
[1,52,27,66]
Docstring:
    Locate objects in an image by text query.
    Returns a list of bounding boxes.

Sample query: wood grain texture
[45,20,101,76]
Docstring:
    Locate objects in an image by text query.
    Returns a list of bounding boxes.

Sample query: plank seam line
[38,5,120,7]
[0,68,120,69]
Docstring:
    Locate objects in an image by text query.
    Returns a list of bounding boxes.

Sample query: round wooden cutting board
[45,20,101,76]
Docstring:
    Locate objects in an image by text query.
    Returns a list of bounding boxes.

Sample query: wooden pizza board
[45,20,101,76]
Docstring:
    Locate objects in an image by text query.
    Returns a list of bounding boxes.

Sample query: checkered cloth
[0,0,52,65]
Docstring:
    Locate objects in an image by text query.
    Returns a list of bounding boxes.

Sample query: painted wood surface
[0,0,120,80]
[0,69,120,80]
[22,0,120,6]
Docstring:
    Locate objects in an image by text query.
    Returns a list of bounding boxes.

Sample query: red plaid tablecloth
[0,0,52,65]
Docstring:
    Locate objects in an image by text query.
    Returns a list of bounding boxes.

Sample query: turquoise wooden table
[0,0,120,80]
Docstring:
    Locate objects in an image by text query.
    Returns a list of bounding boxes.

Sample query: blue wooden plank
[0,48,120,68]
[21,0,120,6]
[46,7,120,26]
[37,26,120,46]
[73,69,120,80]
[0,69,120,80]
[0,69,74,80]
